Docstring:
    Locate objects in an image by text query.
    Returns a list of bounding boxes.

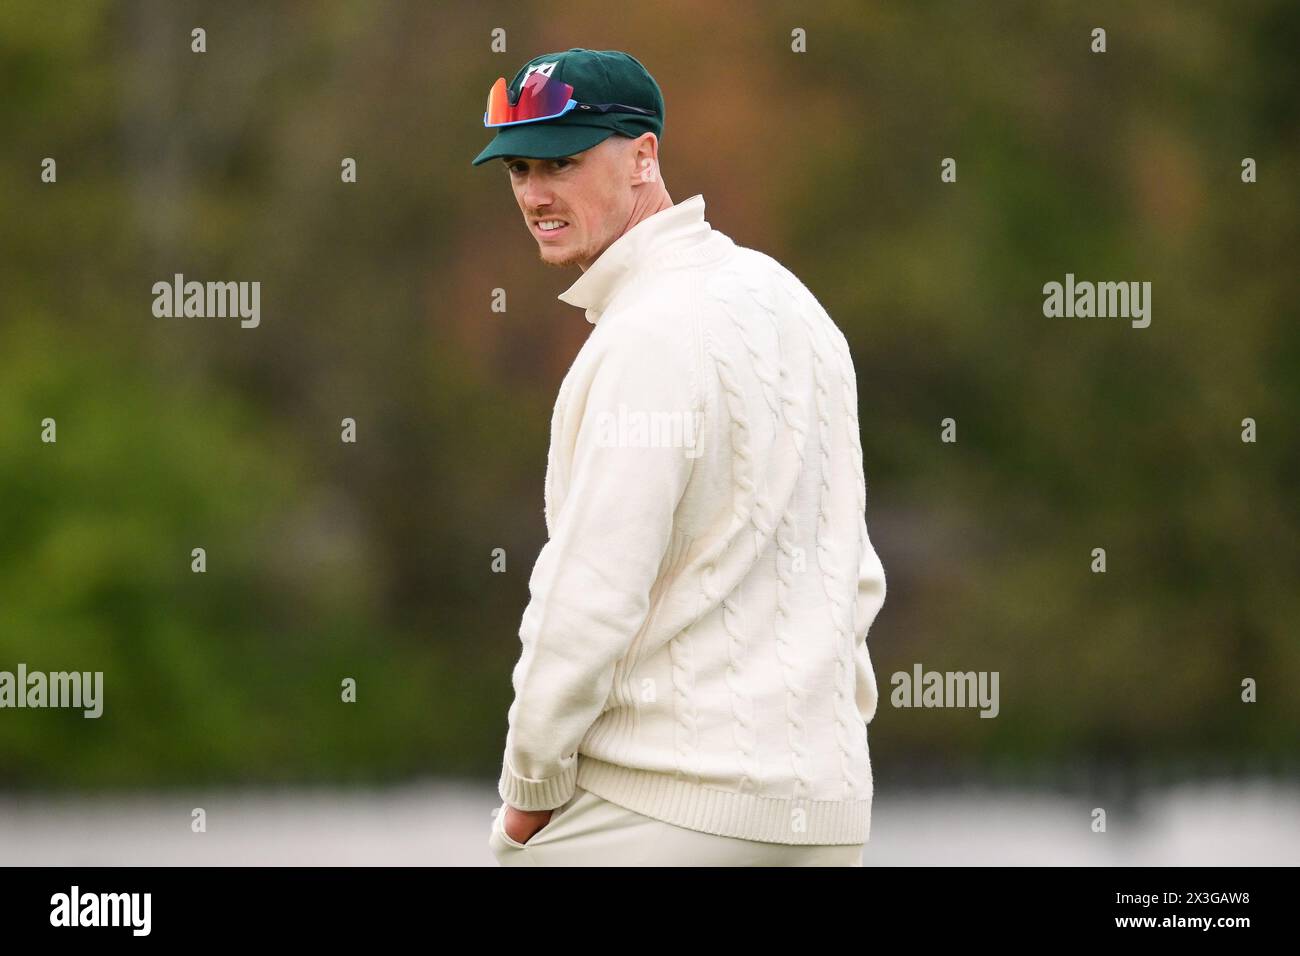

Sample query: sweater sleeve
[498,319,700,811]
[853,508,886,725]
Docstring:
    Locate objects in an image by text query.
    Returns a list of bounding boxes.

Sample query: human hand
[503,804,554,845]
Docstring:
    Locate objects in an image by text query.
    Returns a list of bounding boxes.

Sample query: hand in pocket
[503,803,555,845]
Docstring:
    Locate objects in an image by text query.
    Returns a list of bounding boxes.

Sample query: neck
[578,187,674,272]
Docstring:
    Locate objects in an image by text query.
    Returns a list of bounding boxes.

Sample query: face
[501,136,643,270]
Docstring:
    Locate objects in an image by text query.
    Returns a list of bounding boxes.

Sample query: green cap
[471,48,664,166]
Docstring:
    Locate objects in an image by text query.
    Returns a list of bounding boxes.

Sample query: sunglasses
[483,72,657,128]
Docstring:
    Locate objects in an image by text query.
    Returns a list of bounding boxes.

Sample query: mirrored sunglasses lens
[486,73,573,126]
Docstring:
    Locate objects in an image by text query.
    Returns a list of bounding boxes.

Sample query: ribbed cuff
[498,754,578,811]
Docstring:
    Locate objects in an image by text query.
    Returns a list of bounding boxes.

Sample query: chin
[539,246,582,268]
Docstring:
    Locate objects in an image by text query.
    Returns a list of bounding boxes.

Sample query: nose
[521,173,552,212]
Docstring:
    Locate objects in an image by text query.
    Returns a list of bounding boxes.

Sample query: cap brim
[471,121,619,166]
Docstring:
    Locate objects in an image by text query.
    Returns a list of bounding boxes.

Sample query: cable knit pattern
[716,280,783,426]
[669,619,703,787]
[800,289,864,800]
[498,194,887,845]
[738,271,816,806]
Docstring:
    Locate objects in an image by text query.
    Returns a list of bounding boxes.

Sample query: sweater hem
[575,756,871,845]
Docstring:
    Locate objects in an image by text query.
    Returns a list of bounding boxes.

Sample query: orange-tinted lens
[484,72,575,127]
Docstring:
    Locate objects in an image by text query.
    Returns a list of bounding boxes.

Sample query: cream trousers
[489,785,865,866]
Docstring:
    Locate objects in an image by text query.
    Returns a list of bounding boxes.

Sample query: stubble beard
[539,240,587,269]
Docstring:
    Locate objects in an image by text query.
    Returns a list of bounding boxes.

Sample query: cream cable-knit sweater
[498,193,887,845]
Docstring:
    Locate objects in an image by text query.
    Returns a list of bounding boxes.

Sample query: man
[473,48,887,866]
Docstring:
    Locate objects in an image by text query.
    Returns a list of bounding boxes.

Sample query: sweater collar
[557,193,711,324]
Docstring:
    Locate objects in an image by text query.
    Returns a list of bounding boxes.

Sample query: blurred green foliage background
[1,0,1296,788]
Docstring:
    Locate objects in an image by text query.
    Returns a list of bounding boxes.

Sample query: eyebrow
[500,156,574,165]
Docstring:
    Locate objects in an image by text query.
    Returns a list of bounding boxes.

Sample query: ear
[631,133,660,184]
[633,132,658,159]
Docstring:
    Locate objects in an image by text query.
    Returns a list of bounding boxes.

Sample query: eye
[506,159,568,174]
